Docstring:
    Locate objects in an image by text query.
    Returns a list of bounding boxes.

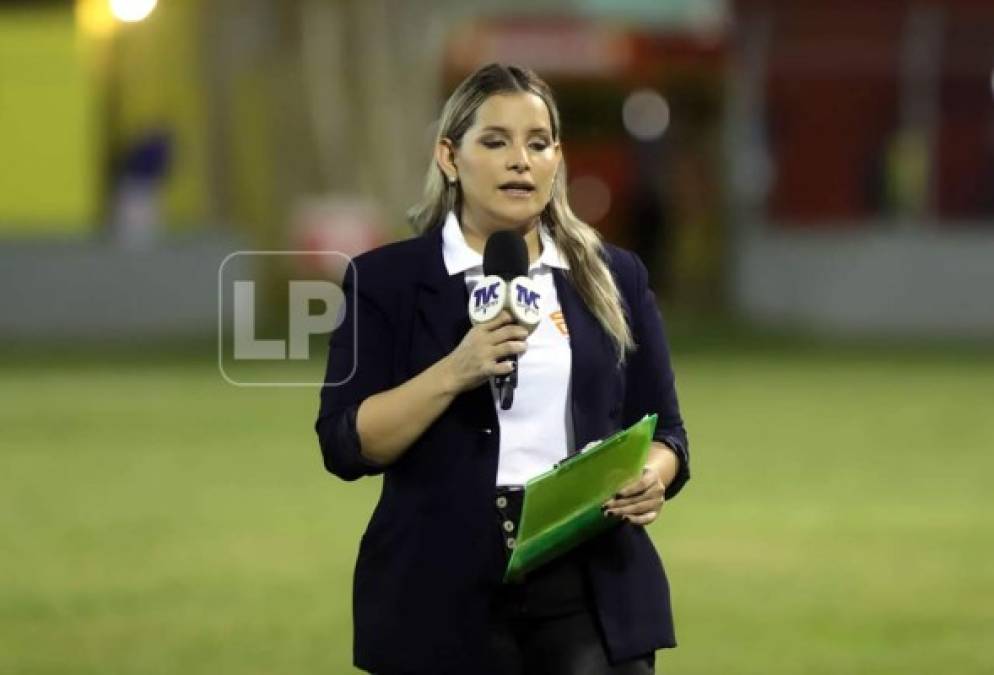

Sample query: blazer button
[496,495,508,508]
[506,537,516,549]
[503,520,515,532]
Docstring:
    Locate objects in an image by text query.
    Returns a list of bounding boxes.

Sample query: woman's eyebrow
[480,125,551,136]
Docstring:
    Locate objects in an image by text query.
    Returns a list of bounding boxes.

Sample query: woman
[316,63,690,675]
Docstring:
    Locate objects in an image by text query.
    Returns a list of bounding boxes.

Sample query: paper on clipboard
[503,414,658,583]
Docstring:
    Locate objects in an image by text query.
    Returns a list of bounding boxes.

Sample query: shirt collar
[441,210,569,276]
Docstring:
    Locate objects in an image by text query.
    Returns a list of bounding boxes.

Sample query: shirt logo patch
[550,311,569,337]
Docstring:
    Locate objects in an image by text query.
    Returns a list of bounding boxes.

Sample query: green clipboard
[503,414,658,583]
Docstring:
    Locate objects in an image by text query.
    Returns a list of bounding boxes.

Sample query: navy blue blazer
[315,225,690,674]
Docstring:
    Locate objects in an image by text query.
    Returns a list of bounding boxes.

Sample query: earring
[448,176,457,185]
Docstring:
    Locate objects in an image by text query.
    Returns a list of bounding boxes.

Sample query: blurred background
[1,0,992,673]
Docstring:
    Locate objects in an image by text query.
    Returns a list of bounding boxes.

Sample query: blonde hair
[407,63,634,362]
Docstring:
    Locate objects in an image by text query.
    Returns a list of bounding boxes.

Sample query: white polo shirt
[441,210,575,486]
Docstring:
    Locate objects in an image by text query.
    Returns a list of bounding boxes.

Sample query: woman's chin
[489,202,542,227]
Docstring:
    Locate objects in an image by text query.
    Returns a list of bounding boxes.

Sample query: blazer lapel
[552,268,616,454]
[413,227,497,437]
[415,228,472,360]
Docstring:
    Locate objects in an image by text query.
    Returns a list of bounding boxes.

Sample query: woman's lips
[499,187,534,198]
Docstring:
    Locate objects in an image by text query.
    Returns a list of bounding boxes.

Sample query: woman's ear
[435,138,458,183]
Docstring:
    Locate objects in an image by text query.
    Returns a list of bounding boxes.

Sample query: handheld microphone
[475,230,539,410]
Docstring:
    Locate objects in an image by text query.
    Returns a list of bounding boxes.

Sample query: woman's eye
[482,139,548,150]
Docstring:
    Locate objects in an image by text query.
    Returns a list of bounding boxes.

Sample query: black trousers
[372,488,656,675]
[486,485,656,675]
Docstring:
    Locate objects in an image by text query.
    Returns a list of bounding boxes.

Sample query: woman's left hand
[602,465,667,526]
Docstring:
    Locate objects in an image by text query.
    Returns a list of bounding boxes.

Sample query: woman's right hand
[442,310,529,394]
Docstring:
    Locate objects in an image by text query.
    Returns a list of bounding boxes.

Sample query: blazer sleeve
[621,250,691,500]
[314,260,393,482]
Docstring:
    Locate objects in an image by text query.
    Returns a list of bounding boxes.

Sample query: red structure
[733,0,994,225]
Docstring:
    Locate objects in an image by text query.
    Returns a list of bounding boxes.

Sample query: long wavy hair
[407,63,634,363]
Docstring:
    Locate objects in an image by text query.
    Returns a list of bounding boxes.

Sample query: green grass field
[2,338,992,674]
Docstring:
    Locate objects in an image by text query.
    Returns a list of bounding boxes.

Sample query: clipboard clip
[553,439,601,469]
[552,453,581,470]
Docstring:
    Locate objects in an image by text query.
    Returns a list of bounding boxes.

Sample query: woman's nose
[507,143,528,171]
[507,148,529,172]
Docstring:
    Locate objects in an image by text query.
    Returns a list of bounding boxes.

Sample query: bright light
[109,0,158,23]
[622,89,670,142]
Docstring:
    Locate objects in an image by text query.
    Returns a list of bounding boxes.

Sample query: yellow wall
[0,6,99,234]
[0,0,211,236]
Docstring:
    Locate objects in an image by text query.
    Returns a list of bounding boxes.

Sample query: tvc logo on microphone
[516,284,540,309]
[473,281,503,311]
[217,251,358,386]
